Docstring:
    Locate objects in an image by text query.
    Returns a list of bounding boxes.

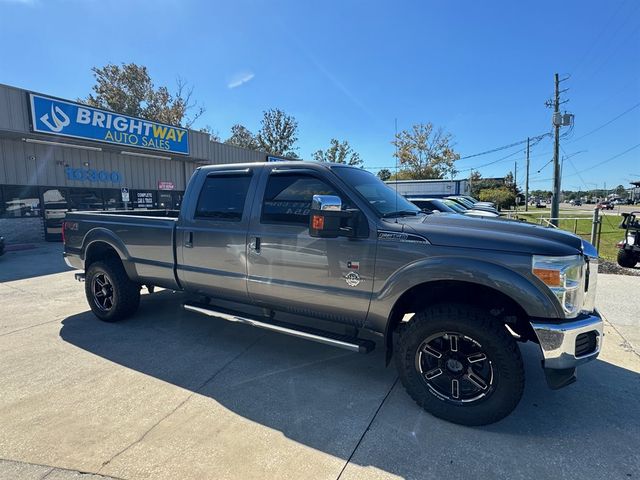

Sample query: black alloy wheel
[415,332,494,403]
[92,272,115,312]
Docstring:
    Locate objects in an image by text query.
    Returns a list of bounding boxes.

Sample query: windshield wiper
[381,210,421,218]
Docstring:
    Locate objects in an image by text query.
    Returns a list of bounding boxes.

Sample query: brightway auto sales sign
[29,93,189,155]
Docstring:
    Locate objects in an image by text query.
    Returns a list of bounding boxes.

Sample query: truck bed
[64,210,181,290]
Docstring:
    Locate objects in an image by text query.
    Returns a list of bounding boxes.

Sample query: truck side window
[195,174,252,221]
[261,173,342,225]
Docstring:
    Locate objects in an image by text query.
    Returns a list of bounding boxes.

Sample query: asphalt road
[0,244,638,480]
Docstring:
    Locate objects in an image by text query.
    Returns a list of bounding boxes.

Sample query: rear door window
[195,174,252,221]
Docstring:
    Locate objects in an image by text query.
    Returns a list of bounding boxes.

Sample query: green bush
[479,187,516,209]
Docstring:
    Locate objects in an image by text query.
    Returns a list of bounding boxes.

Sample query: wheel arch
[82,229,137,281]
[383,280,539,365]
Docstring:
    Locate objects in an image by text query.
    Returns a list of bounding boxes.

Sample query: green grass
[508,210,623,261]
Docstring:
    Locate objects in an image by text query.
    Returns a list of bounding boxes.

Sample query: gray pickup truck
[63,161,603,425]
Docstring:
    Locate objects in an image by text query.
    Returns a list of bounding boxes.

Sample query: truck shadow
[60,290,640,478]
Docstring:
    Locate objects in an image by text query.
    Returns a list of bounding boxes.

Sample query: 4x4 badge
[345,272,361,287]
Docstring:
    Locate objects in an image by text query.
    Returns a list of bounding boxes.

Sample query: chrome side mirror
[311,194,342,211]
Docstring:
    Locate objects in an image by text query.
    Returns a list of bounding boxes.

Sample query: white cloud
[227,71,255,89]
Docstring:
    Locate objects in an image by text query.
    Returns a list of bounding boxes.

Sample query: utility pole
[514,161,517,208]
[525,137,530,211]
[551,73,561,226]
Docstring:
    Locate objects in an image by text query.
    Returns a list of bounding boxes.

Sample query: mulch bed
[599,259,640,276]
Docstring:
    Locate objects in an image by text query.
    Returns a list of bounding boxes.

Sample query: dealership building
[0,83,268,243]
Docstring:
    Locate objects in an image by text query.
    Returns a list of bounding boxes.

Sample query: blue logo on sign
[30,93,189,155]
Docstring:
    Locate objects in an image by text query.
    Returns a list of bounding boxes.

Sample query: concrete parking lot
[0,243,638,480]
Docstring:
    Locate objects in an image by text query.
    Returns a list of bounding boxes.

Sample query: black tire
[394,304,524,426]
[617,249,638,268]
[85,258,140,322]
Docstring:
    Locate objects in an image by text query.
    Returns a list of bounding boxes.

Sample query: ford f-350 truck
[63,161,603,425]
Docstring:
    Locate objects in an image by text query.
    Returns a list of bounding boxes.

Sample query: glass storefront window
[67,188,104,211]
[102,189,126,210]
[158,192,172,209]
[1,186,41,218]
[41,188,69,238]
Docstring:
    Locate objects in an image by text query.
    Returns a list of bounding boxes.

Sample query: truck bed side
[64,210,180,290]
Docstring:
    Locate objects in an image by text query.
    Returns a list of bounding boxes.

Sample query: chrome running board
[183,303,374,353]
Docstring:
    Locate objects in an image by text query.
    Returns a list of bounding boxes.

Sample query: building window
[195,174,252,221]
[67,188,104,211]
[102,189,126,210]
[158,191,173,209]
[1,186,41,218]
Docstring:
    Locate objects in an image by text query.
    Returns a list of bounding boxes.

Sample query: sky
[0,0,638,192]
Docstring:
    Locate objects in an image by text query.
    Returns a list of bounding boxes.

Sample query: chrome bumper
[63,252,83,270]
[531,311,604,370]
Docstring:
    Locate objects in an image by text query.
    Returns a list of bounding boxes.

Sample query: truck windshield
[331,166,421,217]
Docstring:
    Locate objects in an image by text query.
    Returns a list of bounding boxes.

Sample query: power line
[574,143,640,175]
[568,102,640,144]
[457,132,550,161]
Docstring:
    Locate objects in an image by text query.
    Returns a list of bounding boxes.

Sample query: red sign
[158,181,175,191]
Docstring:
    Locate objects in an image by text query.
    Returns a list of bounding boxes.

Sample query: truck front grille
[575,331,597,357]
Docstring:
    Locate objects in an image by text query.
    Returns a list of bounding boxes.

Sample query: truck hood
[396,213,584,256]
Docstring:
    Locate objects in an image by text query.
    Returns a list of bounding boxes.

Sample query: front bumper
[531,311,604,370]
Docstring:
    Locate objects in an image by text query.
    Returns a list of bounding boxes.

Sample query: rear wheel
[395,304,524,426]
[617,249,638,268]
[85,258,140,322]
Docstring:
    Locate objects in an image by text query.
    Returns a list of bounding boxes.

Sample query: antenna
[394,117,398,223]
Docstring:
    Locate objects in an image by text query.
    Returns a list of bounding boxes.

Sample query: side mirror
[309,195,366,238]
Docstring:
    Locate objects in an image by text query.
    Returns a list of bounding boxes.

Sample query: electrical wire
[568,102,640,144]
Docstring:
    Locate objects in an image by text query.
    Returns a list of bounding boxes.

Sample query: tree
[312,139,363,166]
[200,125,220,142]
[377,169,392,181]
[225,124,259,150]
[391,123,459,179]
[615,184,627,197]
[256,108,299,157]
[479,187,516,209]
[83,63,205,127]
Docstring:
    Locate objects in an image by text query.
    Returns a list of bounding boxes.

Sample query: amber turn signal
[312,215,324,230]
[533,268,561,287]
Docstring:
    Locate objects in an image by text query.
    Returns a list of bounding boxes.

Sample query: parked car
[63,161,603,426]
[411,198,500,218]
[459,195,496,209]
[446,196,500,214]
[597,201,614,210]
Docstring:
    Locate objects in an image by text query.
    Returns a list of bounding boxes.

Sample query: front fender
[81,227,139,281]
[366,255,563,335]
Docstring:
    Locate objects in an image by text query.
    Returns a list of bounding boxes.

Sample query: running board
[183,303,374,353]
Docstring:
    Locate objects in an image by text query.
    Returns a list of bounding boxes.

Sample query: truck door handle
[185,231,193,248]
[249,236,261,254]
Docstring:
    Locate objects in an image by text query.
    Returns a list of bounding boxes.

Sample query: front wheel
[617,249,638,268]
[395,304,524,426]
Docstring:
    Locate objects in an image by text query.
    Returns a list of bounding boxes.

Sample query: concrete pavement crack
[604,316,640,359]
[336,376,399,480]
[0,317,66,337]
[96,333,264,474]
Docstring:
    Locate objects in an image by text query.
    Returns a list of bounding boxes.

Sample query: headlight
[532,255,585,318]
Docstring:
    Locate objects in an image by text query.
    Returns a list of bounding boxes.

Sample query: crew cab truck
[63,162,603,426]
